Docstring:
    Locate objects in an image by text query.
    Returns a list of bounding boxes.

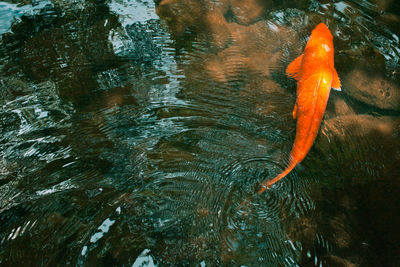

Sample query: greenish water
[0,0,399,266]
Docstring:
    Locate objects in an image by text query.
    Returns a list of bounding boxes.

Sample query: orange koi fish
[259,23,341,193]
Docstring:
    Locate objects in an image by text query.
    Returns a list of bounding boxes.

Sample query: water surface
[0,0,399,265]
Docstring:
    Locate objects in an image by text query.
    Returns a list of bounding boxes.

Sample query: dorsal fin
[286,54,303,80]
[332,68,341,90]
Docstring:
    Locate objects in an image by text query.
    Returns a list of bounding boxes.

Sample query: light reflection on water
[0,0,399,266]
[0,1,53,34]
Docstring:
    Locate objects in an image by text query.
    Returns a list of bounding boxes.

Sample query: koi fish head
[311,23,333,41]
[305,23,334,57]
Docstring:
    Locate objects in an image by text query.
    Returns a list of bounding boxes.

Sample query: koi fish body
[259,23,341,193]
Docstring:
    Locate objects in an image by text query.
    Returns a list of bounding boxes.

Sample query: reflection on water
[0,0,399,265]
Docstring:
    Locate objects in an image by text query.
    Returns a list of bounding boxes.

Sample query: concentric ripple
[215,157,314,266]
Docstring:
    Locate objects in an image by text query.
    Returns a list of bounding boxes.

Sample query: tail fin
[258,160,298,194]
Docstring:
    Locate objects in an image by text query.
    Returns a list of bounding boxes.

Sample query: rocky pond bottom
[0,0,399,266]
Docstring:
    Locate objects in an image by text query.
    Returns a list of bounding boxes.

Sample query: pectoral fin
[159,0,177,5]
[292,102,298,119]
[286,54,303,80]
[332,68,341,91]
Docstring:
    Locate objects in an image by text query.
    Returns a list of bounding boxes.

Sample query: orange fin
[286,54,303,80]
[159,0,178,5]
[332,68,341,90]
[292,102,298,119]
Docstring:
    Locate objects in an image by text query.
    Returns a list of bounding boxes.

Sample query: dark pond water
[1,0,400,266]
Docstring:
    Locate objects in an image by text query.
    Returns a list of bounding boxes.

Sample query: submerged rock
[202,6,231,50]
[331,96,355,116]
[323,114,400,140]
[343,69,400,111]
[202,21,298,82]
[156,0,231,50]
[204,45,246,83]
[315,114,400,180]
[230,0,272,25]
